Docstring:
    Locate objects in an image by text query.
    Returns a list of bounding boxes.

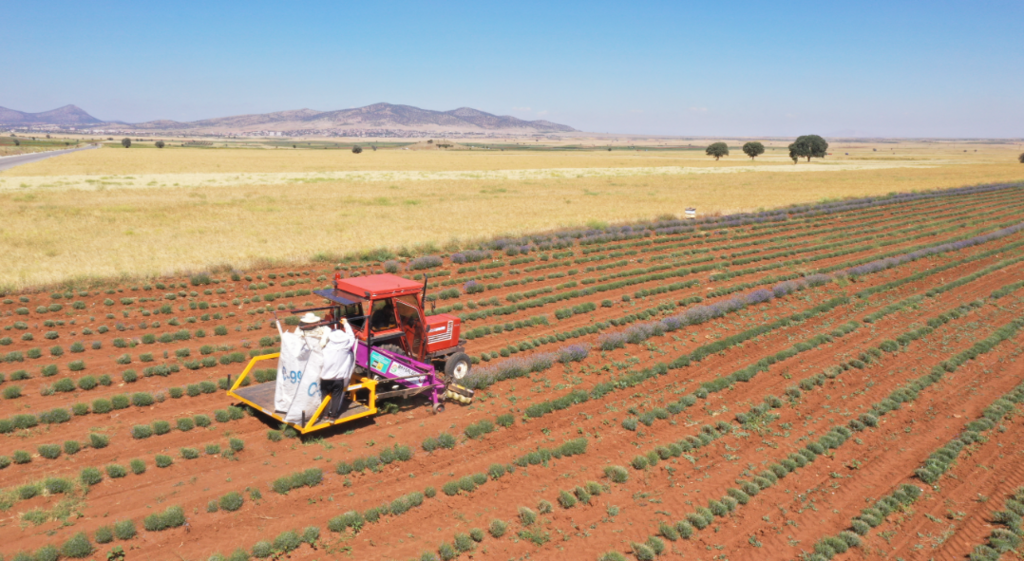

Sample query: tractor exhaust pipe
[422,274,434,313]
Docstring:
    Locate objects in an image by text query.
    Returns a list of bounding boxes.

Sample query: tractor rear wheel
[444,352,471,383]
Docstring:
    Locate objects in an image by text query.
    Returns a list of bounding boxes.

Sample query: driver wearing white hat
[293,312,329,349]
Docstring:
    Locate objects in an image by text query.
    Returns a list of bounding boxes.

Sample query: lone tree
[1018,152,1024,163]
[352,145,363,154]
[121,138,131,149]
[13,139,19,146]
[742,141,765,160]
[705,142,729,160]
[155,140,165,149]
[788,135,828,163]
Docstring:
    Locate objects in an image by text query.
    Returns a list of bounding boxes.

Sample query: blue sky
[3,1,1022,137]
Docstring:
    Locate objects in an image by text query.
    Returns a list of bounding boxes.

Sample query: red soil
[2,186,1024,560]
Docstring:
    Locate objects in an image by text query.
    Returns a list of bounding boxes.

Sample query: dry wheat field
[0,140,1020,291]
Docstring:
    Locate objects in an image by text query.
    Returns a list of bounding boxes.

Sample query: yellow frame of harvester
[227,353,378,434]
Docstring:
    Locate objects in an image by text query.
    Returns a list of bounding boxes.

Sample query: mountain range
[0,105,104,126]
[0,103,576,133]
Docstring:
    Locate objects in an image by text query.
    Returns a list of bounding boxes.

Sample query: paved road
[0,144,99,172]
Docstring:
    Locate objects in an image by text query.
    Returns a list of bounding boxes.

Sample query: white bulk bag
[274,331,308,413]
[283,342,324,424]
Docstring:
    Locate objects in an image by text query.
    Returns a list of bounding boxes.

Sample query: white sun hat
[299,312,321,324]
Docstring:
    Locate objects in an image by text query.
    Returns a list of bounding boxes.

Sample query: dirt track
[0,144,97,172]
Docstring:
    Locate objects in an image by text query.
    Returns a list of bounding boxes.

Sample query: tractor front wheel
[444,352,471,383]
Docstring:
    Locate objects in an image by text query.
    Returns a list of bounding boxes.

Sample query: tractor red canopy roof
[335,273,423,299]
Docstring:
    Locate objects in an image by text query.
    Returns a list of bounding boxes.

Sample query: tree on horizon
[706,142,729,160]
[742,141,765,160]
[788,135,828,163]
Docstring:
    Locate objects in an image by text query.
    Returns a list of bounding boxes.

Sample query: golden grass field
[1,140,1021,291]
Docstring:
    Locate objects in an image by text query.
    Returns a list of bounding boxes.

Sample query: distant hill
[0,105,102,126]
[131,102,577,133]
[0,102,576,134]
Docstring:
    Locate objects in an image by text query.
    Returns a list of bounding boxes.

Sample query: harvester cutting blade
[447,384,475,399]
[443,384,475,404]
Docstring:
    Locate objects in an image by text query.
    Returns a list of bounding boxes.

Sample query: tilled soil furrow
[730,328,1024,560]
[463,242,1024,422]
[859,408,1024,561]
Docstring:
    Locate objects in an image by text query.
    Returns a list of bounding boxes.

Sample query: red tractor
[317,273,472,381]
[227,273,473,434]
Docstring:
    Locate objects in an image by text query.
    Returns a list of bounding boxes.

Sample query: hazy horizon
[2,1,1022,137]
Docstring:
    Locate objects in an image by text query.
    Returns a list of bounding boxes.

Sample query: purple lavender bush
[408,255,443,270]
[557,344,590,364]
